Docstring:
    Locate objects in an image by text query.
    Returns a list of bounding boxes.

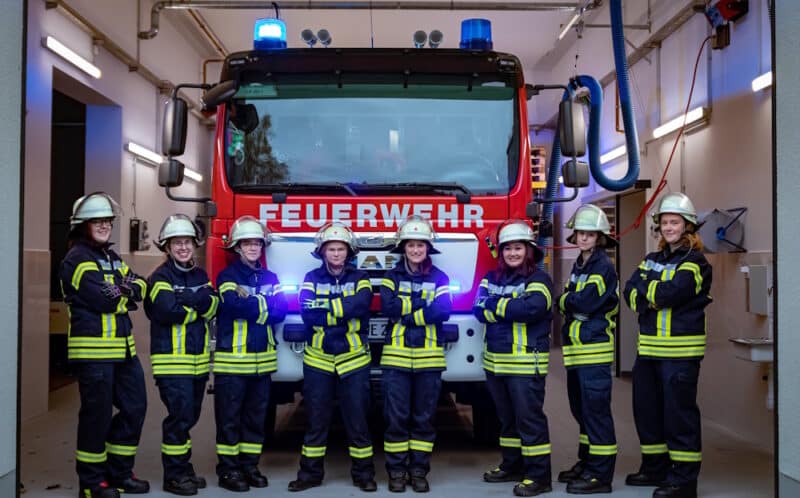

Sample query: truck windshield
[224,81,519,195]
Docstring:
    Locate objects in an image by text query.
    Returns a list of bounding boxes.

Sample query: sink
[729,337,773,363]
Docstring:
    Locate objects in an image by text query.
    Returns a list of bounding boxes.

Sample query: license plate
[368,319,388,340]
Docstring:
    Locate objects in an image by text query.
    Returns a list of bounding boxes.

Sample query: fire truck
[160,18,541,441]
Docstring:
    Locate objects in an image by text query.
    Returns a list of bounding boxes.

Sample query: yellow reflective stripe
[479,278,489,289]
[558,292,569,313]
[216,443,239,456]
[521,443,551,456]
[331,297,344,318]
[525,282,552,309]
[647,280,659,303]
[202,295,219,320]
[255,295,269,325]
[182,306,197,324]
[357,279,372,292]
[218,282,238,294]
[435,285,449,298]
[413,308,426,326]
[71,262,98,290]
[301,445,326,458]
[409,439,434,452]
[349,445,374,458]
[585,274,606,295]
[76,449,107,463]
[151,352,210,376]
[171,324,185,355]
[382,278,396,291]
[483,309,497,322]
[326,312,338,326]
[115,296,128,314]
[499,437,521,448]
[637,334,705,358]
[512,321,528,353]
[161,442,191,455]
[589,444,618,456]
[424,325,437,349]
[569,320,582,346]
[496,297,510,318]
[312,327,325,349]
[384,440,410,453]
[213,351,277,375]
[240,442,263,454]
[233,319,247,354]
[678,262,703,294]
[669,449,702,462]
[105,442,137,456]
[400,296,412,316]
[657,307,672,337]
[132,278,147,297]
[482,350,549,375]
[641,443,668,454]
[629,288,638,312]
[149,281,172,300]
[579,433,589,445]
[300,282,315,292]
[563,352,615,367]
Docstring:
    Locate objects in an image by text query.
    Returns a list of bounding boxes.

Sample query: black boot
[557,461,585,483]
[187,473,206,489]
[79,482,120,498]
[483,466,523,483]
[109,474,150,494]
[287,478,322,492]
[566,477,612,494]
[218,471,249,492]
[653,484,697,498]
[513,479,552,497]
[353,477,378,492]
[163,476,198,496]
[388,472,408,493]
[625,471,667,487]
[410,476,430,493]
[243,467,269,488]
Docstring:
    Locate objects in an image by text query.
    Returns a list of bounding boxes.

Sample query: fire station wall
[543,2,773,451]
[22,1,213,420]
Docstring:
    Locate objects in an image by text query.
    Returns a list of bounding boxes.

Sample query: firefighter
[214,216,287,492]
[58,192,150,498]
[288,222,377,493]
[555,204,619,494]
[144,214,219,495]
[380,216,452,493]
[474,220,553,497]
[623,193,712,498]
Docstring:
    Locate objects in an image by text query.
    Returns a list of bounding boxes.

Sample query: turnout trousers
[214,374,270,476]
[485,371,552,484]
[297,365,375,483]
[632,357,702,486]
[382,368,442,477]
[566,365,617,483]
[75,356,147,488]
[156,376,208,481]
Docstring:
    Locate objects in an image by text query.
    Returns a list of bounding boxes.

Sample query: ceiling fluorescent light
[751,71,772,92]
[42,36,101,79]
[600,145,627,165]
[125,142,163,165]
[652,107,709,139]
[558,12,581,40]
[183,167,203,183]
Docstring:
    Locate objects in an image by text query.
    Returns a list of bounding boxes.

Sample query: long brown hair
[401,241,433,275]
[497,242,538,277]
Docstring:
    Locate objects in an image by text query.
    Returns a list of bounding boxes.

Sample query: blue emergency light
[459,18,493,50]
[254,18,287,49]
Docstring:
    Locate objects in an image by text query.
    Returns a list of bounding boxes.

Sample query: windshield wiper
[362,182,473,195]
[235,182,358,196]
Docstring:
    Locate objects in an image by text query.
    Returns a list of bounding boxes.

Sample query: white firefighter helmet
[155,214,204,251]
[313,222,358,257]
[70,192,121,227]
[652,192,698,226]
[566,204,617,247]
[224,216,271,249]
[497,220,544,262]
[390,215,440,255]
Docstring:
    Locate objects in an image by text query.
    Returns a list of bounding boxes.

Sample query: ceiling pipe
[139,0,577,40]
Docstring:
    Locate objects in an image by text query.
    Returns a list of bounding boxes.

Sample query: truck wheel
[472,390,500,446]
[263,401,277,445]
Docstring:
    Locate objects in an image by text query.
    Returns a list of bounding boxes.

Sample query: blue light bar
[459,18,493,50]
[254,18,287,50]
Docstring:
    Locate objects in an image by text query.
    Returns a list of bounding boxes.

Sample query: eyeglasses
[89,218,114,227]
[170,240,195,248]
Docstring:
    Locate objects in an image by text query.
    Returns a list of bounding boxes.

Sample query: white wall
[538,0,773,450]
[23,0,214,419]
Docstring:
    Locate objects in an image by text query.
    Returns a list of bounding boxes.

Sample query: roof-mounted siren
[459,18,492,50]
[429,30,443,48]
[413,30,427,48]
[254,18,287,49]
[317,29,332,47]
[301,29,317,47]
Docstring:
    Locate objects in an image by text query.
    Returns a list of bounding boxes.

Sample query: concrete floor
[21,350,773,498]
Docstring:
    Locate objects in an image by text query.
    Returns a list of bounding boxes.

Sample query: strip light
[652,107,709,139]
[42,36,101,79]
[600,145,627,165]
[125,142,203,182]
[183,168,203,182]
[751,71,772,92]
[558,12,581,40]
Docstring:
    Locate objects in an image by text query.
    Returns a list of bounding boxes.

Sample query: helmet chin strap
[171,256,196,272]
[235,246,262,269]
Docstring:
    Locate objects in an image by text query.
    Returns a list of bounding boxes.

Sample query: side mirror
[558,99,586,157]
[525,83,538,101]
[202,80,237,112]
[158,159,185,188]
[525,201,539,219]
[162,98,188,156]
[562,159,590,188]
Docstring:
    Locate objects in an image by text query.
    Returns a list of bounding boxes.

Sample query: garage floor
[20,350,773,498]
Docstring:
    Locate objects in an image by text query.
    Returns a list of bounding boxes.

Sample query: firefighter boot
[163,476,198,496]
[388,471,408,493]
[109,474,150,494]
[566,477,612,494]
[483,466,523,483]
[513,479,553,497]
[243,467,268,488]
[625,471,667,487]
[352,477,378,492]
[187,473,206,489]
[410,475,430,493]
[287,478,322,492]
[218,471,249,492]
[79,481,120,498]
[653,483,697,498]
[557,461,585,483]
